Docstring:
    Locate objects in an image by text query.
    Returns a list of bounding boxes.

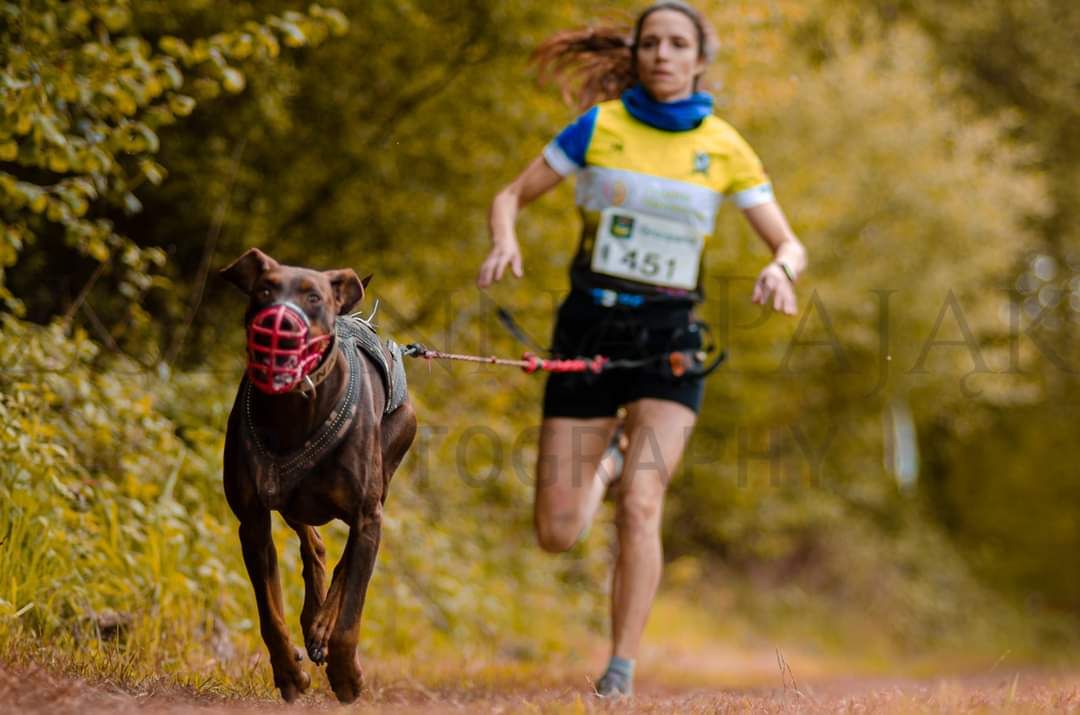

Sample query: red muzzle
[246,302,331,394]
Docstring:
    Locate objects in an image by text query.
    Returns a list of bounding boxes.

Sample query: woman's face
[635,9,705,102]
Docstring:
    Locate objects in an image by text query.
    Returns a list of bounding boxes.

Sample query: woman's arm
[477,156,565,288]
[742,201,806,316]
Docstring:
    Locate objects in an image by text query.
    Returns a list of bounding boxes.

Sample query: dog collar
[296,337,340,396]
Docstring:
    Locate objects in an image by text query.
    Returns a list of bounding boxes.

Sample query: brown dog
[220,248,416,703]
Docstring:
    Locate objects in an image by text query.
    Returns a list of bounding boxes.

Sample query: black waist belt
[571,286,695,310]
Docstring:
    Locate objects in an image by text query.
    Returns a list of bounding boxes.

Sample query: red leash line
[403,344,608,374]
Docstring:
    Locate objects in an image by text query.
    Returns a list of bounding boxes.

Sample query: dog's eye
[307,293,322,305]
[256,288,271,300]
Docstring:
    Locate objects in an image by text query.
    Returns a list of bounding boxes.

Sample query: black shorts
[542,291,706,419]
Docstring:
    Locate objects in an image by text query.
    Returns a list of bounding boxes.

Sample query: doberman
[220,248,416,703]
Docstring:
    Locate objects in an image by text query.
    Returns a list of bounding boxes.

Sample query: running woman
[476,1,807,697]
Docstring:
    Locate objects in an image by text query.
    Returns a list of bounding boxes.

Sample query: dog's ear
[220,248,279,293]
[324,269,368,314]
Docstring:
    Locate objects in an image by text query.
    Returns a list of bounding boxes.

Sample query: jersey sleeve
[723,128,774,209]
[542,106,599,176]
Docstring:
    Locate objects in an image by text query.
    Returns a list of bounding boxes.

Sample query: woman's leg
[610,397,696,660]
[534,416,619,552]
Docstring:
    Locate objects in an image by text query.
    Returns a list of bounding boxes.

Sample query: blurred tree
[836,0,1080,610]
[864,0,1080,394]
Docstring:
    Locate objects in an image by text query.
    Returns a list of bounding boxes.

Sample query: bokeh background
[2,0,1078,693]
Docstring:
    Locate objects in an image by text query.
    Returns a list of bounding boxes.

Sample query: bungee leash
[401,292,728,379]
[401,342,727,378]
[401,344,608,374]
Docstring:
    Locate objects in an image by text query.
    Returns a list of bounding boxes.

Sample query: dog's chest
[276,480,351,525]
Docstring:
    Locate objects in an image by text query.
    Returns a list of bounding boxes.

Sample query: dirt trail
[4,662,1080,714]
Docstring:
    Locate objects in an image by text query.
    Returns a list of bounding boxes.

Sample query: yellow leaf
[168,94,196,117]
[47,153,69,173]
[221,68,246,94]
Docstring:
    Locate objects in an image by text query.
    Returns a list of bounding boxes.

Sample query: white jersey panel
[575,166,723,237]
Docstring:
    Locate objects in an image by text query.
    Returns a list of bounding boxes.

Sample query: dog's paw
[306,642,324,665]
[305,634,329,665]
[326,650,364,704]
[305,604,338,665]
[272,663,311,703]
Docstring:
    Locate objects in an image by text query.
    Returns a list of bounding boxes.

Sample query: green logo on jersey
[610,214,635,239]
[693,151,711,175]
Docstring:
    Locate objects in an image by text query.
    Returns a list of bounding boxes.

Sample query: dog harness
[542,84,774,302]
[239,314,408,510]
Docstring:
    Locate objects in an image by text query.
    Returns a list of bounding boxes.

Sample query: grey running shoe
[599,424,627,496]
[594,668,633,698]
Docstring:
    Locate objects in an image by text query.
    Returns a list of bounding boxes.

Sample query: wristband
[775,261,796,284]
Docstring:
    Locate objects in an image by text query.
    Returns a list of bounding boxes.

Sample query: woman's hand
[741,201,806,317]
[477,156,564,289]
[477,238,524,288]
[751,262,798,315]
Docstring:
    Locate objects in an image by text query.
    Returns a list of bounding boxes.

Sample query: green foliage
[0,0,345,319]
[0,315,244,668]
[923,404,1080,610]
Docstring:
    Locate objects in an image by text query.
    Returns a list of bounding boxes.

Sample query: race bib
[590,208,703,290]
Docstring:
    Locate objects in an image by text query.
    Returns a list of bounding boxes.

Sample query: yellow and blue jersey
[543,86,773,300]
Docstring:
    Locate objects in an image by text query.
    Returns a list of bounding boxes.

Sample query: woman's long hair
[532,2,717,110]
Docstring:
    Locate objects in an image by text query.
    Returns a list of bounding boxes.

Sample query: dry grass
[3,659,1080,714]
[5,588,1080,713]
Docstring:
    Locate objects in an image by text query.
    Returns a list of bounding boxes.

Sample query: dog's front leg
[323,509,382,703]
[304,533,352,665]
[287,520,328,647]
[238,511,310,702]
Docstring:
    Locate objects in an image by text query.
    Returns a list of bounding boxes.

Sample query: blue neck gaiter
[620,83,714,132]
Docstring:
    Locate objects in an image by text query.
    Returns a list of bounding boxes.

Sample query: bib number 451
[598,245,677,282]
[591,208,703,290]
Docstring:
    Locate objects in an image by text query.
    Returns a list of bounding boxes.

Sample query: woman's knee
[615,490,663,538]
[535,509,586,553]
